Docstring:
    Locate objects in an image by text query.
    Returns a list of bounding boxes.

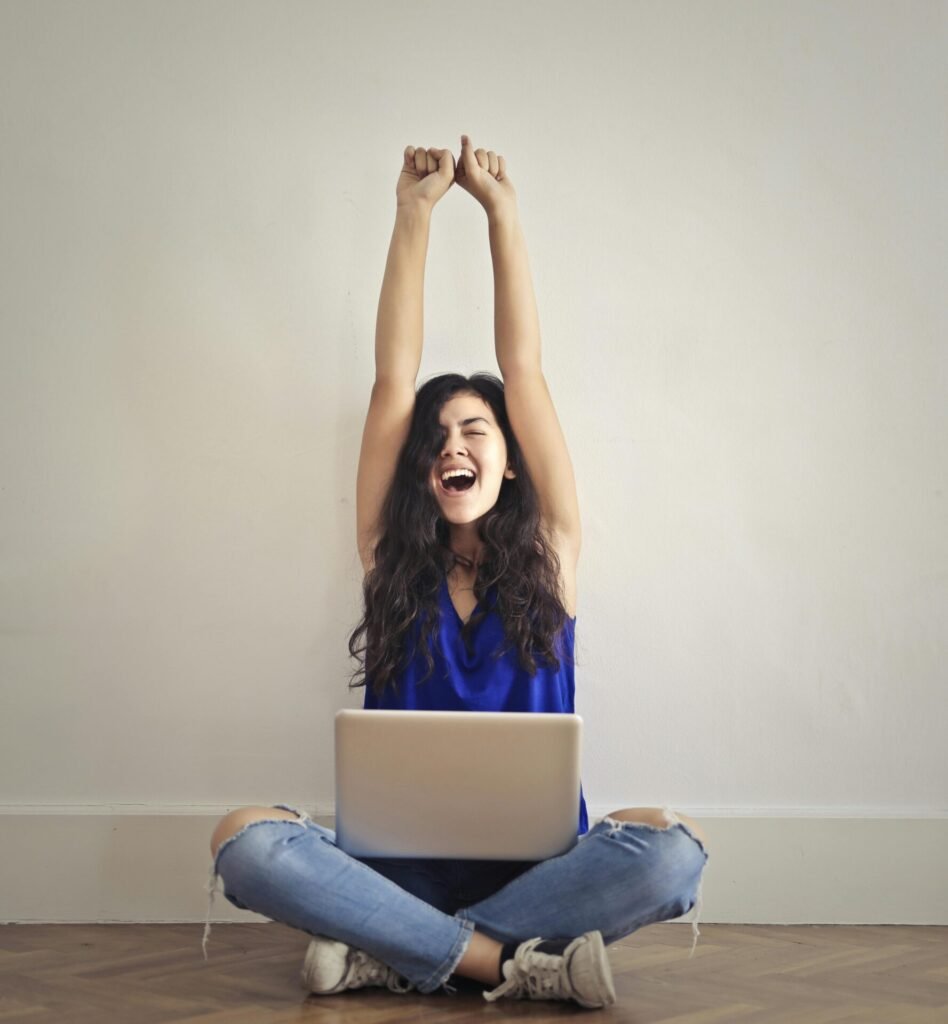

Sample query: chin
[439,508,479,525]
[433,496,486,522]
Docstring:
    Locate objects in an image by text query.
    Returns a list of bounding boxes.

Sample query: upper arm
[356,378,416,575]
[501,367,582,551]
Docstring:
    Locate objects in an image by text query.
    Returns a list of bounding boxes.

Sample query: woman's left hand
[455,135,517,216]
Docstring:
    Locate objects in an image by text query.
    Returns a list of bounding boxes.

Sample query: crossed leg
[207,804,709,988]
[455,806,709,985]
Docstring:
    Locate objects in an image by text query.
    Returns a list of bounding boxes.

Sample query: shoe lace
[348,949,414,993]
[483,938,569,1003]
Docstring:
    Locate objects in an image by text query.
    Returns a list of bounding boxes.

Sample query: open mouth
[438,469,477,496]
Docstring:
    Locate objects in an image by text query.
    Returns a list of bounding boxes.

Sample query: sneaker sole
[301,936,350,994]
[570,930,617,1008]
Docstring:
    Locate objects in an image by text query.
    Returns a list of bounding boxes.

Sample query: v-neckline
[443,574,484,627]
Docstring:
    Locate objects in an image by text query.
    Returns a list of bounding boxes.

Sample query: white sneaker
[482,930,616,1008]
[301,935,415,995]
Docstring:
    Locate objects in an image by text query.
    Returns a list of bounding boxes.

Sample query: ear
[504,464,516,479]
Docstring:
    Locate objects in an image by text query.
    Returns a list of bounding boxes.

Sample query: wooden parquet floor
[1,923,945,1023]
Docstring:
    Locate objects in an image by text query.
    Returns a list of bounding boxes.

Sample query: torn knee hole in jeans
[597,806,708,959]
[602,805,677,836]
[212,806,309,864]
[602,806,708,854]
[203,808,310,962]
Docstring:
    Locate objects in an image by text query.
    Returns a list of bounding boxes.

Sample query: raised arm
[456,136,582,552]
[458,138,581,544]
[490,208,582,550]
[355,147,456,574]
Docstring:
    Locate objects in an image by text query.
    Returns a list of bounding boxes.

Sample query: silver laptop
[334,709,582,860]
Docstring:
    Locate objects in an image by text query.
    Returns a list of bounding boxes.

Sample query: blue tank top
[362,574,588,835]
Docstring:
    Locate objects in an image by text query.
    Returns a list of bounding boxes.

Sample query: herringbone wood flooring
[1,923,945,1022]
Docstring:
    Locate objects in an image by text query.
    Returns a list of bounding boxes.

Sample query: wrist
[396,199,434,222]
[486,201,518,228]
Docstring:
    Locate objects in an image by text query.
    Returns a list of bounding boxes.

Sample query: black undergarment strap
[440,544,475,570]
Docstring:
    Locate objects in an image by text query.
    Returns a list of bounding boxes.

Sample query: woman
[203,137,710,1008]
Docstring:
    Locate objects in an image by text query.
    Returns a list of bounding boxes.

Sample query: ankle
[455,929,507,987]
[498,940,520,979]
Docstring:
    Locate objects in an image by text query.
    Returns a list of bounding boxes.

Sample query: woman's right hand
[395,144,455,210]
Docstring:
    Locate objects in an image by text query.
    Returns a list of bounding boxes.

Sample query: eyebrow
[440,416,491,429]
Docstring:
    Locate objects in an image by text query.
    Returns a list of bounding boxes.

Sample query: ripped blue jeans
[203,804,708,995]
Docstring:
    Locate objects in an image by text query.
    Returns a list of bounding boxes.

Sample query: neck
[446,522,483,570]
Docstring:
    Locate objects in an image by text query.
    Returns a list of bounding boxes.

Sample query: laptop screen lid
[334,709,582,860]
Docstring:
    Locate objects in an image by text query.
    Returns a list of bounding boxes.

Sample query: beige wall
[1,0,944,848]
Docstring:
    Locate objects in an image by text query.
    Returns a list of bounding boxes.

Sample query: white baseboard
[1,807,945,925]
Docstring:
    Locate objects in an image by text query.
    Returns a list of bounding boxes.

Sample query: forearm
[488,206,542,375]
[374,203,431,383]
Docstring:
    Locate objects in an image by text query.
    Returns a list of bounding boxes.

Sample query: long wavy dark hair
[347,372,573,701]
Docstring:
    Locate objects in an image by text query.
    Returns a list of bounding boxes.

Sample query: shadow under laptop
[357,853,539,918]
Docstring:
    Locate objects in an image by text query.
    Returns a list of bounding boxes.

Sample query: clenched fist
[454,135,517,216]
[396,145,456,210]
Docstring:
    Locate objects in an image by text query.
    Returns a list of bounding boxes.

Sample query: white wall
[1,0,945,922]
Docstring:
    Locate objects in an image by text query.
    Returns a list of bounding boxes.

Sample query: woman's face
[430,392,516,525]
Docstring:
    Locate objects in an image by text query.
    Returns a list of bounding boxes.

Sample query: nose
[440,435,468,458]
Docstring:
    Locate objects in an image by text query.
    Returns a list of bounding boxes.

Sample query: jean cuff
[417,917,475,995]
